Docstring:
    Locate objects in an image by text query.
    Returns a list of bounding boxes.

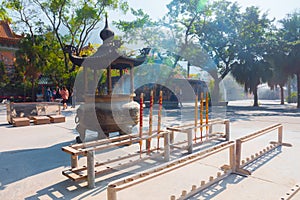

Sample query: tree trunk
[206,67,221,105]
[63,52,69,72]
[31,78,35,101]
[287,78,291,103]
[187,62,190,78]
[280,85,284,105]
[297,73,300,108]
[253,86,259,107]
[212,78,220,105]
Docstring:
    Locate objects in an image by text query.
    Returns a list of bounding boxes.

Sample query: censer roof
[66,15,150,70]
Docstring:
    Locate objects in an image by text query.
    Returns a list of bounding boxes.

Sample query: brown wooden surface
[12,117,30,127]
[33,116,50,125]
[49,115,65,123]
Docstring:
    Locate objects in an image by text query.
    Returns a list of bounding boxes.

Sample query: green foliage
[0,4,11,22]
[195,1,241,79]
[114,8,160,48]
[1,0,300,105]
[280,10,300,74]
[208,79,214,93]
[0,62,9,94]
[278,10,300,107]
[1,0,128,97]
[287,91,298,103]
[231,6,273,90]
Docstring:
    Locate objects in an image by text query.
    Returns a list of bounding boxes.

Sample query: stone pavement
[0,100,299,200]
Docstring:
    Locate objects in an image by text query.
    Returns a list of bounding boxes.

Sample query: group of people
[46,86,69,109]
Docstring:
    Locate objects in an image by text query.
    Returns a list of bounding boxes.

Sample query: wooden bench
[7,102,65,126]
[62,132,170,188]
[33,116,50,125]
[49,115,65,123]
[12,117,30,127]
[166,118,230,154]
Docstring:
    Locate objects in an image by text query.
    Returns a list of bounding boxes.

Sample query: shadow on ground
[187,147,282,200]
[0,141,72,191]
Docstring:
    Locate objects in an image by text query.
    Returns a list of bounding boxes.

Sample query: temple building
[0,20,22,75]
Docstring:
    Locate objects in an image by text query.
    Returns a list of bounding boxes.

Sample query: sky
[111,0,299,77]
[121,0,300,21]
[105,0,300,42]
[101,0,300,46]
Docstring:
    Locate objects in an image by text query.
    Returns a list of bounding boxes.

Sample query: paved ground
[0,100,299,200]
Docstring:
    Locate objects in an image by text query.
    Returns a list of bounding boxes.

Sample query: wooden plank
[62,170,87,181]
[49,115,65,123]
[108,141,234,189]
[33,116,50,125]
[62,146,82,155]
[239,124,281,143]
[62,152,164,182]
[71,134,139,149]
[12,117,30,127]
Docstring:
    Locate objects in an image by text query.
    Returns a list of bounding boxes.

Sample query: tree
[3,0,53,99]
[4,0,43,42]
[0,4,11,22]
[114,8,158,47]
[279,11,300,108]
[115,7,196,84]
[14,34,50,100]
[264,34,290,105]
[0,62,9,95]
[194,0,241,102]
[4,0,129,90]
[32,0,128,72]
[231,6,273,106]
[115,1,244,103]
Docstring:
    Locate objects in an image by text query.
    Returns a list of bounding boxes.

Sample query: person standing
[59,86,69,109]
[46,87,53,102]
[175,86,183,108]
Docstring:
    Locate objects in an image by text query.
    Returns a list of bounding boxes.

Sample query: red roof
[0,21,21,46]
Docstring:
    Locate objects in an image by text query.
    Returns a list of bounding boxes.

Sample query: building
[0,20,22,75]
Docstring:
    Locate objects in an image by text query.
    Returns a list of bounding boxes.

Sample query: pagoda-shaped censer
[66,16,150,143]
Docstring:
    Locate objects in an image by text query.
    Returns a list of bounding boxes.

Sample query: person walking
[59,86,69,109]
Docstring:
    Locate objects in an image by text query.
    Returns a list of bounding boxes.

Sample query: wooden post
[225,120,230,141]
[107,184,117,200]
[170,131,174,149]
[181,190,187,197]
[194,95,198,142]
[235,139,242,171]
[157,90,163,149]
[187,129,193,153]
[164,132,170,161]
[87,150,95,188]
[278,125,283,144]
[229,143,235,171]
[139,93,144,158]
[200,93,203,141]
[147,90,153,154]
[205,92,209,139]
[71,155,78,168]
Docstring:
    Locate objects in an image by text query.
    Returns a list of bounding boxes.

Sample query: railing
[235,123,291,176]
[107,141,235,200]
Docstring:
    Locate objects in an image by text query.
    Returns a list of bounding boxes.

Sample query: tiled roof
[0,20,21,46]
[38,77,54,85]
